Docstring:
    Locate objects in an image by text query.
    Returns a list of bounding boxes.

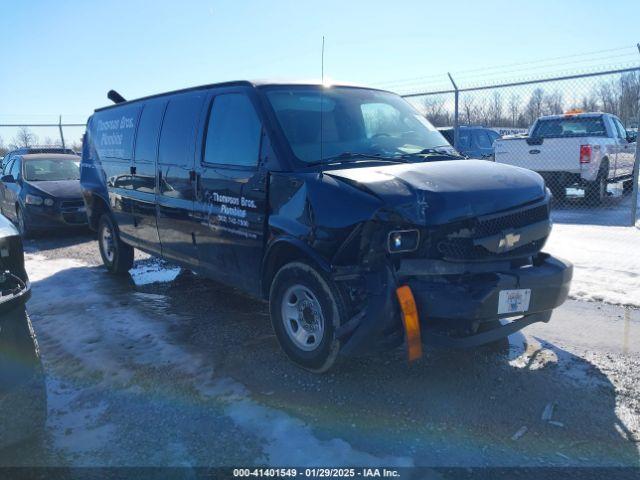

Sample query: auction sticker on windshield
[498,289,531,314]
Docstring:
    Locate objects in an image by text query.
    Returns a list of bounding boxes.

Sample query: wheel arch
[261,237,331,300]
[86,192,111,231]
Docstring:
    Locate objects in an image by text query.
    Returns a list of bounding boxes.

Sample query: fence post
[631,138,640,227]
[58,115,66,149]
[447,73,459,151]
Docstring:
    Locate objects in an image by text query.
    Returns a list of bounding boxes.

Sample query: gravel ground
[1,231,639,468]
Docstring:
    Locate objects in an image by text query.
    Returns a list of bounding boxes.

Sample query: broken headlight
[387,229,420,254]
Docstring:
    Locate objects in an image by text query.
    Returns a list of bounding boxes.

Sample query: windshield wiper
[399,147,465,160]
[306,152,408,167]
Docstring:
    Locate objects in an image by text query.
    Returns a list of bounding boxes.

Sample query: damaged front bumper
[0,274,31,314]
[338,253,573,356]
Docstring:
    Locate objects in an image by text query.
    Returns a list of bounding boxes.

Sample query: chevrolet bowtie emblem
[499,232,521,251]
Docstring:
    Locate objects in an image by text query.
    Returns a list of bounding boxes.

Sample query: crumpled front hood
[26,180,82,199]
[325,159,546,226]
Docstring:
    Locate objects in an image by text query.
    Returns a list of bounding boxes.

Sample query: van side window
[10,158,21,178]
[2,158,14,176]
[158,94,204,168]
[203,94,261,167]
[135,100,166,164]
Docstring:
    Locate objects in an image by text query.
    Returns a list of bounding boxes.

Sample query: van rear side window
[158,94,204,167]
[203,94,261,167]
[135,101,166,164]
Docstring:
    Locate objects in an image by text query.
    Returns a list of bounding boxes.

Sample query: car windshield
[531,116,607,138]
[23,158,81,181]
[264,86,452,164]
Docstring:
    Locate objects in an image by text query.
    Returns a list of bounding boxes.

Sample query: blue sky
[1,0,639,144]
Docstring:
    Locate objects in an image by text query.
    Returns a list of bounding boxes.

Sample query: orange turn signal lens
[396,285,423,362]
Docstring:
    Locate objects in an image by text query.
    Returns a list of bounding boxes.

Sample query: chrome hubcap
[281,285,325,351]
[101,225,115,263]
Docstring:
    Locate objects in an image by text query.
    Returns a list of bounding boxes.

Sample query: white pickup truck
[494,112,637,204]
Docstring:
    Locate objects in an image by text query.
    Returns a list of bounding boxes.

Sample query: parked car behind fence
[438,126,501,159]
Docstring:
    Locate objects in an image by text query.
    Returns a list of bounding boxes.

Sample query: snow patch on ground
[201,380,413,466]
[545,224,640,307]
[129,260,181,286]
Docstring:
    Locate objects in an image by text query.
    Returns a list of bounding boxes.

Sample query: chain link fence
[0,116,86,163]
[399,66,640,307]
[401,67,640,227]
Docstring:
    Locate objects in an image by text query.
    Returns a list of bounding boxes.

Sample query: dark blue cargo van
[81,81,572,372]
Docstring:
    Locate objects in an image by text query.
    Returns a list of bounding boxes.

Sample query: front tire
[16,206,32,238]
[98,214,134,274]
[269,262,345,373]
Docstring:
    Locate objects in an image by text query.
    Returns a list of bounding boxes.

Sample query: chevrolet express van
[81,81,572,372]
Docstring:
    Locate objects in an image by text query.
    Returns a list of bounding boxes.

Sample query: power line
[374,44,639,87]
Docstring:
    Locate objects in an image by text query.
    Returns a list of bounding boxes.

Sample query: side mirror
[1,174,15,183]
[627,134,636,144]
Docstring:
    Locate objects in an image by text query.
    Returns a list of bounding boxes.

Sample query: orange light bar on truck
[396,285,423,362]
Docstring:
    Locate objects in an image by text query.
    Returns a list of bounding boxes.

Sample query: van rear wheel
[98,214,134,274]
[269,261,345,373]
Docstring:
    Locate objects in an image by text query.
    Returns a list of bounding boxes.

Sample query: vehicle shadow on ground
[22,261,640,467]
[22,229,94,253]
[0,307,52,466]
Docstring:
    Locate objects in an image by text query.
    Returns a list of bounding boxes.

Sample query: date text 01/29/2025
[232,468,401,478]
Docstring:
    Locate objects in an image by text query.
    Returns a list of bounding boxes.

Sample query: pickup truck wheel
[269,261,344,373]
[585,169,607,206]
[98,214,134,274]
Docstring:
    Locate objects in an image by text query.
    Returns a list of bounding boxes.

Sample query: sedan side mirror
[1,174,15,183]
[627,134,637,144]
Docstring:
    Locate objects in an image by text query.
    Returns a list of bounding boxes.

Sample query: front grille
[61,200,84,210]
[475,204,548,238]
[436,237,547,261]
[427,200,550,262]
[62,212,87,224]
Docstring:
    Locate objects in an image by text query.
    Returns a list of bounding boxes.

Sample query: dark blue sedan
[0,153,87,236]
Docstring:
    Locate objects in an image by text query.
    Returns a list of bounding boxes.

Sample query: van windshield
[23,158,80,181]
[264,86,451,164]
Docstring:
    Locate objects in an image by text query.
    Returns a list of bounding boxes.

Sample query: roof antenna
[319,36,325,171]
[107,89,126,104]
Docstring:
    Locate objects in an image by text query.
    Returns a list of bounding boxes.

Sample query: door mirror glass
[1,174,15,183]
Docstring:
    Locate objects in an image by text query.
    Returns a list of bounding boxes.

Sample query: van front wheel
[269,262,345,373]
[98,214,134,274]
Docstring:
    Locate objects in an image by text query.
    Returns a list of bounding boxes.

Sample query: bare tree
[486,91,503,126]
[42,136,62,147]
[12,127,38,148]
[0,136,8,156]
[508,94,521,127]
[422,96,451,127]
[525,88,545,125]
[542,90,564,115]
